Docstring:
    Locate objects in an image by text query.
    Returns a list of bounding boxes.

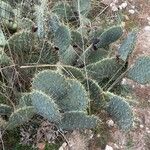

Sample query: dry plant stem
[58,130,71,150]
[93,5,109,22]
[107,70,129,92]
[0,131,5,150]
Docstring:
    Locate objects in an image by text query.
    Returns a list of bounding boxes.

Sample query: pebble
[128,9,135,14]
[110,3,118,12]
[140,124,144,129]
[105,145,113,150]
[106,119,114,127]
[119,2,128,10]
[144,26,150,31]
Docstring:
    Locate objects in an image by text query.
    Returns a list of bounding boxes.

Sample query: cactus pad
[31,90,61,123]
[59,45,77,65]
[52,2,74,21]
[54,25,71,51]
[72,0,91,15]
[32,70,69,99]
[0,28,6,47]
[118,30,137,61]
[82,78,105,109]
[0,0,14,21]
[8,106,35,129]
[95,26,123,48]
[0,49,12,66]
[0,104,13,116]
[86,57,126,85]
[127,56,150,84]
[6,30,34,53]
[59,79,89,111]
[105,92,133,131]
[58,111,99,130]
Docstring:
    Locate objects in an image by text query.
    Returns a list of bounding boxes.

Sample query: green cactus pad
[0,0,14,21]
[72,0,91,15]
[31,90,61,123]
[127,56,150,84]
[89,28,104,43]
[78,46,108,65]
[32,70,69,99]
[0,28,6,47]
[0,104,13,116]
[18,93,32,108]
[59,45,77,65]
[82,78,105,109]
[77,15,91,37]
[31,40,58,64]
[8,106,35,129]
[54,25,71,51]
[87,49,108,64]
[86,57,126,85]
[71,30,84,49]
[104,92,133,131]
[59,79,89,112]
[95,26,123,48]
[0,117,7,129]
[58,65,85,80]
[48,13,60,33]
[0,49,12,66]
[58,111,99,130]
[6,30,34,53]
[52,2,74,21]
[118,30,137,61]
[17,18,35,31]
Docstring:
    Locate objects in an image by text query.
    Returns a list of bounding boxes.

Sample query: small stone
[59,142,67,150]
[131,5,135,9]
[105,145,113,150]
[140,124,144,128]
[146,130,150,134]
[128,9,135,14]
[144,26,150,31]
[97,134,101,138]
[121,78,127,85]
[114,143,119,149]
[106,119,114,127]
[119,2,128,10]
[111,5,118,11]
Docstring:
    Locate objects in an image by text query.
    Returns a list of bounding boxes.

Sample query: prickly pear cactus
[52,2,74,21]
[8,106,35,129]
[0,29,6,47]
[94,26,123,49]
[72,0,91,15]
[31,90,61,123]
[60,79,89,111]
[32,70,69,99]
[58,111,99,130]
[23,69,98,130]
[0,104,13,116]
[86,57,127,86]
[6,30,34,53]
[118,30,137,61]
[104,92,133,131]
[0,48,12,65]
[54,25,71,51]
[1,0,150,135]
[127,56,150,84]
[0,0,15,21]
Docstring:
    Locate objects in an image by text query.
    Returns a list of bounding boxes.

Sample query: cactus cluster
[0,0,150,133]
